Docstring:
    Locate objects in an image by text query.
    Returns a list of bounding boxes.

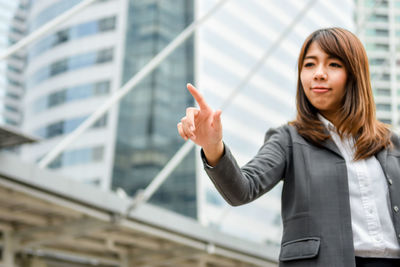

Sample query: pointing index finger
[187,83,210,110]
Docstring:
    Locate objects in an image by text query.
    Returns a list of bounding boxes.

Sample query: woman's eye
[304,62,314,67]
[330,62,342,68]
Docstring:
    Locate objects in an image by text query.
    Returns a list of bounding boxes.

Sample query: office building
[111,0,196,217]
[11,0,196,218]
[0,0,19,125]
[355,0,400,130]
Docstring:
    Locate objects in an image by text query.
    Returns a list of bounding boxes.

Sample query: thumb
[212,109,222,130]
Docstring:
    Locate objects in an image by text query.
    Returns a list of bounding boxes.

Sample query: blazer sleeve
[201,125,290,206]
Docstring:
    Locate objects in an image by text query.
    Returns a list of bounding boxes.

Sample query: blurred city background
[0,0,397,266]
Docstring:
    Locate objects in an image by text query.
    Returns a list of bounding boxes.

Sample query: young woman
[177,28,400,267]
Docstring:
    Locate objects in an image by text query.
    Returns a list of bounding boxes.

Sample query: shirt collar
[317,113,336,132]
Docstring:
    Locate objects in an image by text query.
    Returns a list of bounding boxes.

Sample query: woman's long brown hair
[291,27,391,160]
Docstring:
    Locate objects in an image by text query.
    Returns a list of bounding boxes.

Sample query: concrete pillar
[119,251,132,267]
[197,255,207,267]
[3,231,15,267]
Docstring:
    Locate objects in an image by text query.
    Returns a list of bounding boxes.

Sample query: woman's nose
[313,66,327,80]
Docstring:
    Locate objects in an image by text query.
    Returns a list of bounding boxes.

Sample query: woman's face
[300,42,348,122]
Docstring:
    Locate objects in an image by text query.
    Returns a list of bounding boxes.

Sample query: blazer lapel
[376,148,388,175]
[320,137,343,159]
[317,118,344,159]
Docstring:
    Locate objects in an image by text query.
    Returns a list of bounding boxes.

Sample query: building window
[375,88,391,96]
[99,17,117,31]
[47,121,64,138]
[28,48,114,88]
[369,58,386,65]
[370,14,388,22]
[7,65,21,73]
[366,29,388,37]
[33,81,110,113]
[366,43,389,52]
[5,118,18,126]
[50,59,68,76]
[376,103,391,111]
[35,115,107,139]
[56,29,69,44]
[6,92,20,100]
[48,146,104,169]
[29,16,117,60]
[97,49,114,63]
[5,105,18,112]
[7,79,22,87]
[371,73,390,81]
[30,0,83,32]
[380,119,391,124]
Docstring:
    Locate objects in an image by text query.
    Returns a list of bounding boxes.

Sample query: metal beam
[15,218,109,249]
[0,187,81,219]
[0,178,110,222]
[0,206,48,226]
[23,247,121,266]
[138,253,205,267]
[128,246,197,266]
[94,231,163,250]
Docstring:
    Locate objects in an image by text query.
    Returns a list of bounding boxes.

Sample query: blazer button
[394,206,399,213]
[388,178,393,185]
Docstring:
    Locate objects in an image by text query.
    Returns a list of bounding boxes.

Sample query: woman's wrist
[203,141,224,167]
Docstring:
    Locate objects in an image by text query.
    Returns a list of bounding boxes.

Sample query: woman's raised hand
[177,84,224,166]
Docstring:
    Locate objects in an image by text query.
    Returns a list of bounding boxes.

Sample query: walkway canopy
[0,152,278,267]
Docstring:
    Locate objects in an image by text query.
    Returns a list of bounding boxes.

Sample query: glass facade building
[16,0,122,186]
[13,0,198,218]
[355,0,400,130]
[1,0,21,126]
[111,0,196,218]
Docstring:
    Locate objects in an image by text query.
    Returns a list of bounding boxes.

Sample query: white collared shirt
[318,114,400,258]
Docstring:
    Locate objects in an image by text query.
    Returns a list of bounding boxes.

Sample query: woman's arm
[202,127,289,206]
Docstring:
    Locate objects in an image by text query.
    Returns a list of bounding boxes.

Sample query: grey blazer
[202,124,400,267]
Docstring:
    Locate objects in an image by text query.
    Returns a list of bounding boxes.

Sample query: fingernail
[190,126,195,131]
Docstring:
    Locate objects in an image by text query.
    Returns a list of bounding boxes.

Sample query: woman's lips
[311,87,330,93]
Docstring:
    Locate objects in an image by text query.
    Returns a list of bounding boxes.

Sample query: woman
[177,28,400,267]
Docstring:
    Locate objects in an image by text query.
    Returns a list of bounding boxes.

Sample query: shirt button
[394,206,399,212]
